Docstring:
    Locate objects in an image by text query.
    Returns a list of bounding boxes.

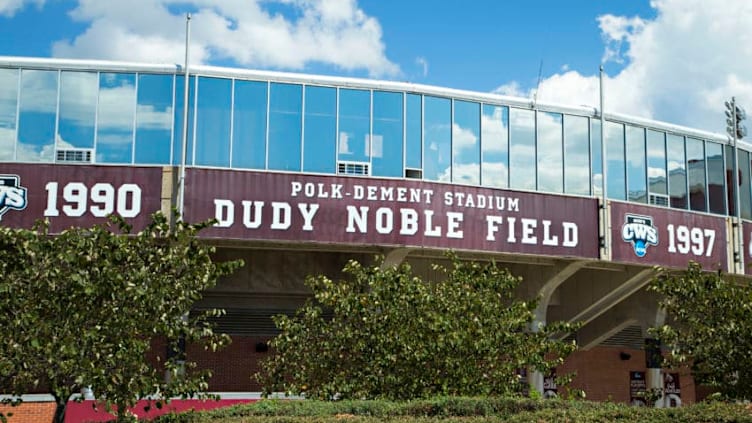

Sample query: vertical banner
[629,371,647,406]
[663,373,681,407]
[543,371,558,398]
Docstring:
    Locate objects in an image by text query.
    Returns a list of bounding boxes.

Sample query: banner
[184,169,600,258]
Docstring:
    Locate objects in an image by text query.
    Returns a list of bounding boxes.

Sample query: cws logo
[0,175,28,221]
[622,214,658,257]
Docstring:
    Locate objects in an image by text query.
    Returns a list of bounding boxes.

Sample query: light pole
[725,97,747,273]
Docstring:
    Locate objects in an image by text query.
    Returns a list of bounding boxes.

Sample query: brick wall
[0,402,55,423]
[558,346,696,404]
[189,336,272,392]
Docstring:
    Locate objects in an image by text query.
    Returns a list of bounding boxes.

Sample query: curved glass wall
[0,62,744,218]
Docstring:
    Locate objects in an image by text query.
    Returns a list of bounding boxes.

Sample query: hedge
[149,397,752,422]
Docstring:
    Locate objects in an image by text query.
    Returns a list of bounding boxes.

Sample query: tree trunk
[52,394,67,423]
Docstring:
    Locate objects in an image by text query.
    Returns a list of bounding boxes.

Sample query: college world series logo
[0,175,28,221]
[622,214,658,257]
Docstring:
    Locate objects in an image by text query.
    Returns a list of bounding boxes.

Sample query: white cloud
[0,0,43,17]
[493,0,752,135]
[52,0,399,77]
[415,56,428,77]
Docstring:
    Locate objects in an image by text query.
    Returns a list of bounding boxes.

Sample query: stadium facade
[1,56,748,406]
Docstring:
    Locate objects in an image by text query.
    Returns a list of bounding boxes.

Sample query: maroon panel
[185,169,600,258]
[611,201,727,270]
[743,221,752,275]
[0,164,162,233]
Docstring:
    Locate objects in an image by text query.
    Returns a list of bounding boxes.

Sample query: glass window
[537,112,563,193]
[58,71,97,150]
[591,119,602,196]
[741,150,752,220]
[646,130,667,197]
[172,75,195,166]
[423,96,451,181]
[481,104,508,188]
[406,94,421,171]
[686,137,706,212]
[452,100,480,185]
[605,121,625,200]
[509,108,535,190]
[667,134,687,209]
[134,74,173,164]
[338,89,370,165]
[372,90,403,177]
[706,142,725,215]
[268,83,302,171]
[726,145,735,216]
[96,73,136,164]
[17,69,57,162]
[563,115,590,195]
[0,68,18,161]
[232,80,267,169]
[626,125,647,203]
[303,85,336,173]
[194,77,231,167]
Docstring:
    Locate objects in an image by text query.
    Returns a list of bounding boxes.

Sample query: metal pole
[177,13,191,221]
[599,65,609,259]
[731,97,743,273]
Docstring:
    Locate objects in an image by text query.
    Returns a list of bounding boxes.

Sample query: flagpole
[599,65,609,259]
[177,13,191,221]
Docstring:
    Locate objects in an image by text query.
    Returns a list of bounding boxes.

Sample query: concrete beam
[381,248,413,269]
[558,268,656,339]
[579,318,639,351]
[532,260,589,330]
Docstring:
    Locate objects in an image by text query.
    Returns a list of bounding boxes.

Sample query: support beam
[381,248,413,269]
[558,268,655,339]
[579,318,638,351]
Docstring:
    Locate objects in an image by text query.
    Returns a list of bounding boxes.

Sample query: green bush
[150,397,752,423]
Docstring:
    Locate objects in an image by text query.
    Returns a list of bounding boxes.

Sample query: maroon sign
[184,169,599,258]
[611,201,728,271]
[0,164,162,233]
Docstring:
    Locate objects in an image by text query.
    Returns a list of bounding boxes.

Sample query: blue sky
[0,0,750,134]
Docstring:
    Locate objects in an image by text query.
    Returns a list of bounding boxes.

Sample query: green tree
[649,262,752,400]
[257,253,577,400]
[0,213,242,423]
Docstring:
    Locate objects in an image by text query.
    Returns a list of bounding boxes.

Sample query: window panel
[726,145,735,216]
[172,75,195,166]
[97,73,136,164]
[564,114,590,195]
[0,68,18,161]
[667,134,687,209]
[17,69,57,162]
[605,121,625,200]
[268,83,302,171]
[195,77,231,167]
[58,71,97,150]
[706,142,725,214]
[626,125,647,203]
[406,94,422,171]
[742,150,752,220]
[647,130,667,196]
[591,119,603,196]
[686,137,706,212]
[304,85,336,173]
[232,80,267,169]
[423,96,451,181]
[452,100,480,185]
[509,108,535,190]
[338,89,370,164]
[537,112,563,193]
[135,74,173,164]
[372,90,403,177]
[481,104,508,188]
